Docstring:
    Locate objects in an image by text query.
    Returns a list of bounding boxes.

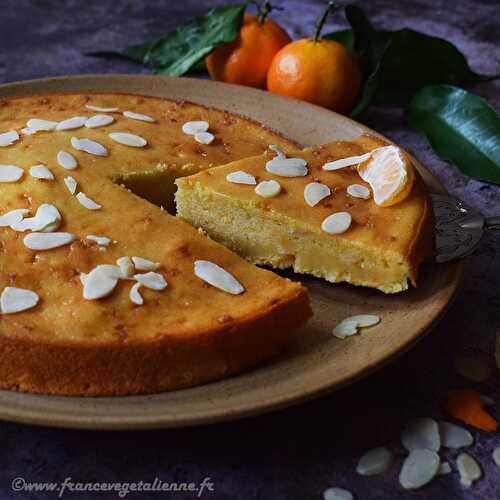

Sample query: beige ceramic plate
[0,75,462,429]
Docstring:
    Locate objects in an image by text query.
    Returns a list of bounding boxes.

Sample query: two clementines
[206,14,362,115]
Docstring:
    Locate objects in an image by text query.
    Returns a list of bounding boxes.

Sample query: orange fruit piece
[357,145,415,207]
[266,38,362,114]
[206,13,291,89]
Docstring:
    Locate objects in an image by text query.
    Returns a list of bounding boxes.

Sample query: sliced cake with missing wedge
[175,135,433,293]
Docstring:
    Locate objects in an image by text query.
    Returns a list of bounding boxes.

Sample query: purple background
[1,0,499,498]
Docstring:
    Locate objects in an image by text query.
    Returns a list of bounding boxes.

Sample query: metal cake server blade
[431,193,500,263]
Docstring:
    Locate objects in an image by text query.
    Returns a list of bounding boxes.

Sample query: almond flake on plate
[457,453,482,487]
[123,111,155,122]
[0,287,39,314]
[129,282,144,305]
[0,208,30,227]
[86,235,111,247]
[347,183,371,199]
[333,315,380,339]
[226,171,257,185]
[109,132,147,147]
[304,182,331,207]
[269,144,286,159]
[439,462,452,475]
[23,232,75,250]
[194,132,215,145]
[182,120,209,135]
[321,212,352,234]
[85,104,119,113]
[401,418,440,452]
[71,137,108,156]
[131,256,160,271]
[356,447,393,476]
[56,116,88,131]
[26,118,58,132]
[439,421,473,449]
[0,165,24,183]
[57,150,78,170]
[0,130,20,147]
[265,157,308,177]
[76,192,102,210]
[29,164,54,180]
[399,449,440,490]
[82,265,121,300]
[11,203,61,232]
[133,272,167,290]
[194,260,244,295]
[322,152,372,171]
[117,256,135,277]
[255,180,281,198]
[323,487,353,500]
[64,176,78,194]
[85,114,114,129]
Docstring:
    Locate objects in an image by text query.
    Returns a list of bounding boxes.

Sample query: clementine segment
[206,14,291,89]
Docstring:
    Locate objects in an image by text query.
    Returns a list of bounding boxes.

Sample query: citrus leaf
[323,29,354,52]
[407,85,500,185]
[88,4,245,76]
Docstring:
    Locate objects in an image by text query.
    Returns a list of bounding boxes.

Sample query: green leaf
[89,4,245,76]
[323,4,498,115]
[407,85,500,185]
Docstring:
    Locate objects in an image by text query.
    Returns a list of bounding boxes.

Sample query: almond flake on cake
[194,260,244,295]
[86,235,112,247]
[321,212,352,235]
[194,132,215,145]
[255,180,281,198]
[29,164,54,180]
[26,118,58,132]
[82,265,122,300]
[117,256,135,277]
[11,203,61,232]
[109,132,147,147]
[133,272,167,290]
[64,176,78,194]
[182,120,209,135]
[71,137,108,156]
[131,256,160,271]
[76,192,102,210]
[226,171,257,185]
[304,182,331,207]
[0,287,39,314]
[0,165,24,182]
[85,104,119,113]
[0,130,20,147]
[23,232,76,250]
[0,208,30,227]
[129,282,144,305]
[123,111,155,122]
[56,116,87,131]
[269,144,286,159]
[57,150,78,170]
[85,114,114,129]
[347,184,371,199]
[265,157,308,177]
[322,152,372,171]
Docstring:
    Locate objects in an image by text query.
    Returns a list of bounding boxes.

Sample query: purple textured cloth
[0,1,499,498]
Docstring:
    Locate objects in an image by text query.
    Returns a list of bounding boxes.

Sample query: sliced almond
[356,447,393,476]
[265,157,308,177]
[85,114,114,129]
[123,111,155,122]
[71,137,108,156]
[226,171,257,185]
[194,260,244,295]
[182,120,209,135]
[27,118,58,131]
[321,212,352,234]
[399,449,439,490]
[493,447,500,466]
[347,184,371,199]
[323,487,353,500]
[76,192,101,210]
[133,272,167,290]
[11,203,61,232]
[29,164,54,180]
[345,314,380,327]
[64,176,78,195]
[117,256,135,277]
[57,150,78,170]
[0,165,24,183]
[304,182,330,207]
[333,320,358,339]
[86,235,111,247]
[457,453,482,487]
[23,232,75,250]
[83,265,121,300]
[109,132,147,147]
[0,208,30,227]
[130,282,144,305]
[56,116,87,131]
[0,287,39,314]
[85,104,119,113]
[0,130,20,147]
[439,421,473,449]
[401,418,440,452]
[194,131,215,145]
[131,256,160,271]
[322,152,371,171]
[255,180,281,198]
[269,144,286,159]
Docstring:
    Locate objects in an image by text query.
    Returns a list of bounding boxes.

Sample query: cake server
[431,193,500,263]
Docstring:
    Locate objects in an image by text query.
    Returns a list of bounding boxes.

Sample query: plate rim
[0,74,464,430]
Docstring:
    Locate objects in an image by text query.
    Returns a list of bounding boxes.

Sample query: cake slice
[175,135,433,293]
